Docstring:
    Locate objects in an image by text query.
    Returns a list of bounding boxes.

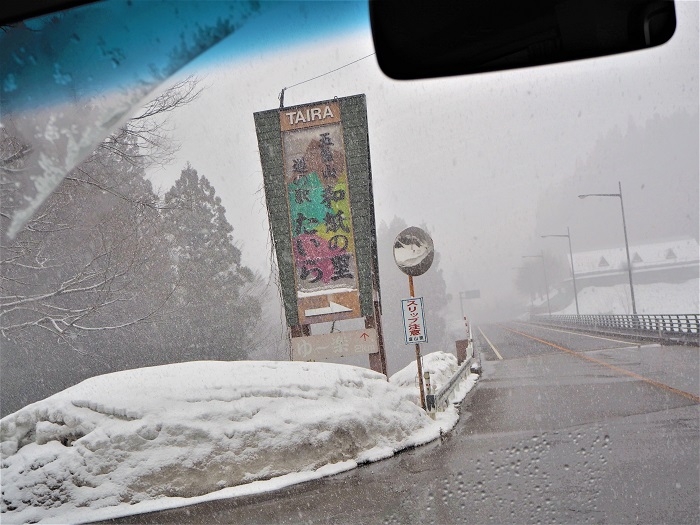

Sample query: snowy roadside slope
[548,279,699,315]
[631,279,700,313]
[1,353,476,524]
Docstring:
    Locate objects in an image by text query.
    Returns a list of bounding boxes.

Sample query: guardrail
[425,330,479,414]
[532,314,700,345]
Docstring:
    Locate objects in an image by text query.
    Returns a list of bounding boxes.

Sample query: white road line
[477,326,503,360]
[596,344,661,352]
[517,323,640,346]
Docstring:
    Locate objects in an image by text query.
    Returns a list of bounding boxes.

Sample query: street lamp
[541,226,579,315]
[578,181,637,315]
[522,251,551,315]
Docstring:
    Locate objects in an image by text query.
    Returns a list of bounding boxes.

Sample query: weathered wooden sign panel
[291,328,378,361]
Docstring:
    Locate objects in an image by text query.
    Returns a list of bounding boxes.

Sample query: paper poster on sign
[280,101,362,324]
[401,297,428,344]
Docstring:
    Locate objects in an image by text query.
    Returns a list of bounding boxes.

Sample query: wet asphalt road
[99,323,699,524]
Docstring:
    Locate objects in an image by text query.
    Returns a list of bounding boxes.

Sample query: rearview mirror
[370,0,676,80]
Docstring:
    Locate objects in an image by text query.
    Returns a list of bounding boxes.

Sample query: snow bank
[392,352,478,415]
[1,353,476,523]
[392,351,461,388]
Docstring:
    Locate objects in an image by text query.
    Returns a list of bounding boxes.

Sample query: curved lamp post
[541,226,579,315]
[578,181,637,315]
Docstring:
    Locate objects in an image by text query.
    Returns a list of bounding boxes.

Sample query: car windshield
[1,2,698,524]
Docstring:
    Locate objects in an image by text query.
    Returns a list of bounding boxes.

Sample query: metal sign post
[394,226,434,411]
[408,275,426,409]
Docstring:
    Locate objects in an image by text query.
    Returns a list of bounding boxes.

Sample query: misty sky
[148,1,699,323]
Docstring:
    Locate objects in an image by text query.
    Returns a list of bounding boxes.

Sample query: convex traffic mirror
[393,227,435,277]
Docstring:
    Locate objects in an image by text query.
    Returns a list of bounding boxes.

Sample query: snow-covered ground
[549,279,699,315]
[1,352,477,524]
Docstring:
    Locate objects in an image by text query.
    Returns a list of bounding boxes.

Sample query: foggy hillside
[532,110,699,252]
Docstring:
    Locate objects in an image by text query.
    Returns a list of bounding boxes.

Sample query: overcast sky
[148,1,698,322]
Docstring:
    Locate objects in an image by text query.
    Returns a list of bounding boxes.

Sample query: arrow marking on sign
[360,332,370,340]
[305,301,352,317]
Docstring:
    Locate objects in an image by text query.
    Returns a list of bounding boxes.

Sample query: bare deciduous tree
[0,78,201,345]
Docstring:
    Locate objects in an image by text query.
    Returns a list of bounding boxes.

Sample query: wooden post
[367,263,388,377]
[366,314,383,375]
[290,324,310,338]
[374,299,388,376]
[366,299,388,376]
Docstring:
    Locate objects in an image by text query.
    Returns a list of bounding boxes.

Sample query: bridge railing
[532,313,700,345]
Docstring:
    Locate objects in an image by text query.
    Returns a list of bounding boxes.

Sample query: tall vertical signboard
[254,95,386,374]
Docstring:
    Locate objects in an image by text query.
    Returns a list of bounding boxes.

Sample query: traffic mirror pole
[409,274,427,410]
[394,226,434,412]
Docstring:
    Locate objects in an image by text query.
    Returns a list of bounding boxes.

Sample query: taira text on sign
[284,105,335,126]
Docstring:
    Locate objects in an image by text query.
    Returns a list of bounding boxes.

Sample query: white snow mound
[1,354,476,523]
